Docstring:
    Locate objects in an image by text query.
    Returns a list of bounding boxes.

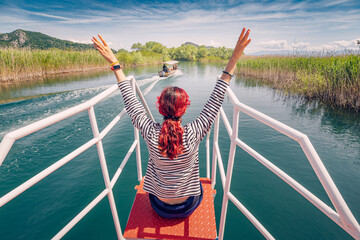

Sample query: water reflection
[239,77,360,139]
[284,93,360,141]
[236,77,360,168]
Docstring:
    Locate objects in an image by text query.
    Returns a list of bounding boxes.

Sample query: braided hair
[156,86,190,159]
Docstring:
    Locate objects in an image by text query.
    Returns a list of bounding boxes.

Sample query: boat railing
[1,75,359,239]
[210,76,360,240]
[0,76,147,240]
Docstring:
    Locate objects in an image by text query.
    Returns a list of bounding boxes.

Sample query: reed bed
[0,48,109,83]
[0,48,166,85]
[237,54,360,112]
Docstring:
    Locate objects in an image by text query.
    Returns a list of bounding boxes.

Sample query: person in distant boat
[173,64,177,70]
[91,28,251,218]
[163,64,169,73]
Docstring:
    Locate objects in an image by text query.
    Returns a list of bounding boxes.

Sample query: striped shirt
[118,78,229,199]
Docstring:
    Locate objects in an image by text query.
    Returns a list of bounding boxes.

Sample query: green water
[0,63,359,239]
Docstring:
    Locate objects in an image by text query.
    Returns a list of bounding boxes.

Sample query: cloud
[292,42,310,49]
[257,40,288,49]
[209,40,221,47]
[28,12,72,21]
[67,38,92,44]
[1,0,360,52]
[313,38,360,51]
[253,38,360,54]
[332,40,357,48]
[320,0,352,7]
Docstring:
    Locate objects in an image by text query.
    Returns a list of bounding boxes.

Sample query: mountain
[184,42,214,49]
[0,29,94,50]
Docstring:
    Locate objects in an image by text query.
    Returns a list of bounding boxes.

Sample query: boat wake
[0,71,184,138]
[137,76,163,87]
[0,85,113,138]
[143,79,160,96]
[172,70,183,77]
[137,70,184,96]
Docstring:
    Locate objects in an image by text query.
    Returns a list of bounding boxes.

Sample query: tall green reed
[237,54,360,112]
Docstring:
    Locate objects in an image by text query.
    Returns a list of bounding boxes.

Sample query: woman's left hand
[91,34,118,64]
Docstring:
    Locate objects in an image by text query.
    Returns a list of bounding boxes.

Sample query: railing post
[218,107,239,240]
[299,136,360,239]
[206,130,211,179]
[88,106,124,240]
[211,113,220,189]
[131,77,142,182]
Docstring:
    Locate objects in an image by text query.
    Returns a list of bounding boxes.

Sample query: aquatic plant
[0,48,107,82]
[236,54,360,112]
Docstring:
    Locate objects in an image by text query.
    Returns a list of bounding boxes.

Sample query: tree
[172,44,198,61]
[151,42,165,54]
[162,48,170,61]
[197,46,208,59]
[131,42,142,51]
[357,40,360,53]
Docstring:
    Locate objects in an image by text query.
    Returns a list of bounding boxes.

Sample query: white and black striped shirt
[118,78,229,199]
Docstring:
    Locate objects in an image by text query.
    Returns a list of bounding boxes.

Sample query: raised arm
[188,28,251,142]
[92,35,154,138]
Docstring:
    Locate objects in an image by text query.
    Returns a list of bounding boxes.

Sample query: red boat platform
[123,178,217,240]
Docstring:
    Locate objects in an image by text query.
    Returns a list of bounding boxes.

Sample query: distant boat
[158,60,178,77]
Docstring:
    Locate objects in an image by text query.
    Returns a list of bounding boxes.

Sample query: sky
[0,0,359,54]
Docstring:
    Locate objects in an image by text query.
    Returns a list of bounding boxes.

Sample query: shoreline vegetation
[1,40,359,112]
[0,41,230,85]
[0,48,108,84]
[236,54,360,112]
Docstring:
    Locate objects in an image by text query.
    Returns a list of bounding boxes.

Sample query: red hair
[157,87,190,159]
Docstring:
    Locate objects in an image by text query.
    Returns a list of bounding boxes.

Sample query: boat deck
[123,178,217,240]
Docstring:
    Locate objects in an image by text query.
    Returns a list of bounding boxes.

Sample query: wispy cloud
[28,12,72,21]
[67,38,92,44]
[209,40,221,47]
[254,38,360,53]
[257,40,288,49]
[321,0,352,7]
[315,38,359,51]
[0,0,359,52]
[293,42,310,50]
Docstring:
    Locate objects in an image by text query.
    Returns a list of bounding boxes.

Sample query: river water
[0,62,359,239]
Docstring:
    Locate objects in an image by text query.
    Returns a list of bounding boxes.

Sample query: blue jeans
[149,182,203,218]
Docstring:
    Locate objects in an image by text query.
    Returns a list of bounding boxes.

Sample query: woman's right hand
[231,28,251,62]
[221,28,251,82]
[91,34,118,64]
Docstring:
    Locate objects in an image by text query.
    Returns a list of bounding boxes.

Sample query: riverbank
[0,48,107,84]
[0,42,234,86]
[0,48,166,86]
[236,54,360,112]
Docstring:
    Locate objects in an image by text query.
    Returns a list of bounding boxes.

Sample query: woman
[92,28,251,218]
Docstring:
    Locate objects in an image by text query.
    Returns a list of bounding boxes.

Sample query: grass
[236,54,360,112]
[0,48,109,82]
[0,48,164,84]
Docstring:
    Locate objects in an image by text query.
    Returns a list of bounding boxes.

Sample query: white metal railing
[0,76,151,240]
[1,74,359,240]
[210,76,360,240]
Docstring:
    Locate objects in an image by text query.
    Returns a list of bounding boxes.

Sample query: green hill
[0,29,94,50]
